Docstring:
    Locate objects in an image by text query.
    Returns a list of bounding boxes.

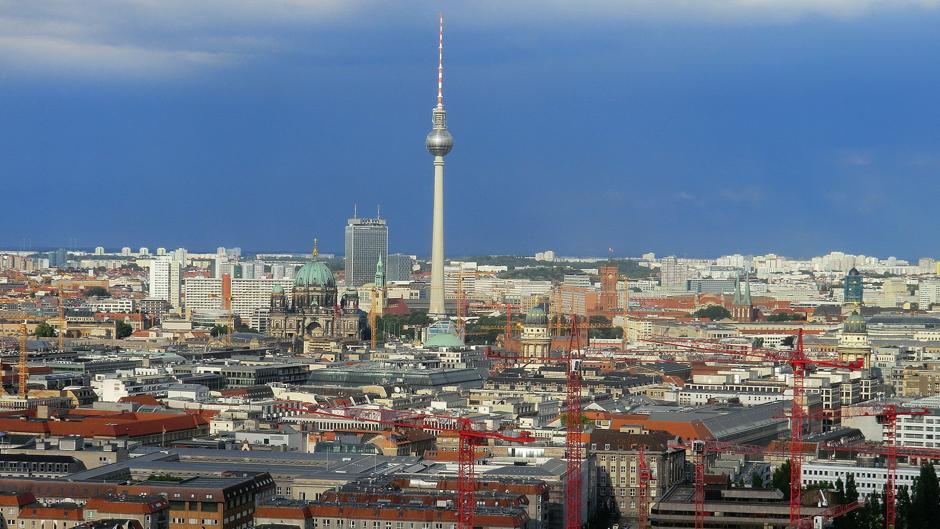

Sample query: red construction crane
[670,439,862,529]
[637,443,651,529]
[564,315,583,529]
[806,404,929,529]
[645,330,863,528]
[275,403,535,529]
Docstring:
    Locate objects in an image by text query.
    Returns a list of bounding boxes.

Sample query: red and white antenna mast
[437,13,444,108]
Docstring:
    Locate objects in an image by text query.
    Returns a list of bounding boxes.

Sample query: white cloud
[837,150,874,167]
[719,186,764,204]
[1,0,938,79]
[479,0,940,23]
[0,0,356,79]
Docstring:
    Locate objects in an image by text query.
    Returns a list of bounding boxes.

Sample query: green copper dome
[424,332,465,349]
[294,259,336,288]
[844,311,867,334]
[272,284,285,294]
[525,306,548,325]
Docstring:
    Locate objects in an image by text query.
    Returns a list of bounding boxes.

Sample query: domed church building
[269,241,363,352]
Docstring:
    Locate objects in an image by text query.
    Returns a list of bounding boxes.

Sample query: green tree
[116,321,134,339]
[82,286,109,297]
[863,489,882,529]
[896,485,912,529]
[33,322,57,337]
[464,315,517,345]
[234,321,258,333]
[772,460,791,500]
[781,335,796,348]
[910,462,940,529]
[588,316,623,340]
[833,477,848,529]
[693,305,731,321]
[843,474,860,528]
[376,313,432,341]
[210,325,230,337]
[751,471,764,488]
[766,312,807,322]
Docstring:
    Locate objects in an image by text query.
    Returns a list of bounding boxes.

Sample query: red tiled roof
[0,411,208,439]
[20,505,84,521]
[584,411,713,440]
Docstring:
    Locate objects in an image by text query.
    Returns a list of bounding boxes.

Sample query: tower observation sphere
[426,125,453,156]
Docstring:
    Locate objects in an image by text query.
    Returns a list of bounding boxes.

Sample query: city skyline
[2,3,940,257]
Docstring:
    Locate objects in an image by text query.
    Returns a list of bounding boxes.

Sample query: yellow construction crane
[57,288,66,352]
[0,311,42,398]
[369,294,378,351]
[18,321,28,398]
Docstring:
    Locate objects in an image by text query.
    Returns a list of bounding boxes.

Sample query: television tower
[426,13,453,318]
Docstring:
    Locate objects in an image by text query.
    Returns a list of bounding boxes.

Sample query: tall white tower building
[425,15,454,318]
[149,258,182,309]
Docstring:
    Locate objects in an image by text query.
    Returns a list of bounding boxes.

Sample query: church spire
[375,255,385,288]
[312,238,319,259]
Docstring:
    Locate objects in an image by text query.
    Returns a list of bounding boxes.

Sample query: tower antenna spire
[437,12,444,108]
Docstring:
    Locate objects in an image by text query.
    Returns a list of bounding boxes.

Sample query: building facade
[149,259,182,309]
[344,217,388,288]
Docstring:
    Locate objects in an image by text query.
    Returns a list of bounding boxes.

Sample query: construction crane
[670,439,862,529]
[1,311,44,398]
[368,290,379,351]
[637,443,651,529]
[56,288,66,352]
[644,330,863,528]
[454,270,475,341]
[17,321,27,398]
[275,403,535,529]
[564,315,583,529]
[807,404,929,529]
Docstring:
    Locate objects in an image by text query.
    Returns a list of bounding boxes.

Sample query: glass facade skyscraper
[844,267,864,304]
[344,217,388,287]
[386,253,414,282]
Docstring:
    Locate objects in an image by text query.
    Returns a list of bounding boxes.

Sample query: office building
[344,216,388,287]
[47,248,68,268]
[661,256,690,289]
[184,277,294,329]
[149,259,182,309]
[844,267,863,305]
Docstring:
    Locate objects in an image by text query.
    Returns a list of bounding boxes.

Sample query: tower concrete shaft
[430,156,446,315]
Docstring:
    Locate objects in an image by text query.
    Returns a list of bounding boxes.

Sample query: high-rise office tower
[661,256,690,289]
[425,15,453,317]
[844,267,863,305]
[47,248,68,268]
[149,258,182,309]
[345,215,388,287]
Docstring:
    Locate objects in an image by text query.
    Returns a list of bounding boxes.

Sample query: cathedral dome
[525,307,549,325]
[294,260,336,288]
[272,285,285,294]
[843,311,867,334]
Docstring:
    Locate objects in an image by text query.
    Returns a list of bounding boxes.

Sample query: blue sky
[1,1,939,259]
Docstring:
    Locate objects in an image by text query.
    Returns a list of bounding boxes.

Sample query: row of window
[315,521,452,529]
